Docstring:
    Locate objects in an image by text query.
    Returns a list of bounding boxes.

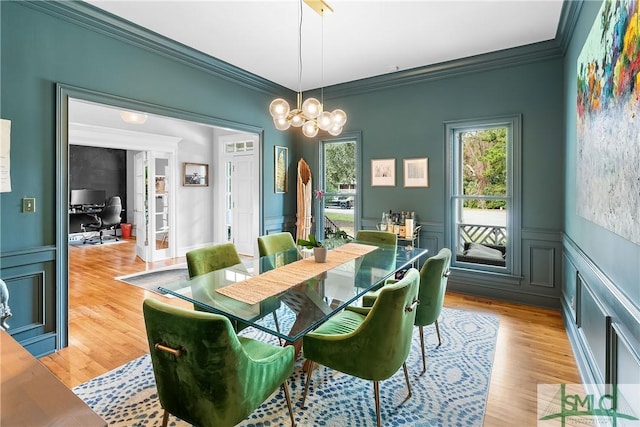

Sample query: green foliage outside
[324,142,356,193]
[461,128,507,209]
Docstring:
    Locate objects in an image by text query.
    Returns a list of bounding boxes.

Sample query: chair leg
[300,360,316,407]
[435,319,442,347]
[282,380,296,427]
[419,325,427,373]
[161,409,170,427]
[273,312,283,346]
[373,380,381,427]
[403,362,412,398]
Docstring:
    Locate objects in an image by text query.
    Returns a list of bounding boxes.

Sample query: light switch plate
[23,197,36,213]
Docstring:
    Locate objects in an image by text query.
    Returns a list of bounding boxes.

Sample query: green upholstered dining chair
[413,247,452,371]
[355,230,398,246]
[301,268,420,427]
[354,230,398,287]
[186,242,242,279]
[364,247,452,373]
[257,232,297,257]
[143,298,296,427]
[186,243,282,335]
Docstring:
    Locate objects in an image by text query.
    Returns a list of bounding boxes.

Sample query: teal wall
[561,0,639,391]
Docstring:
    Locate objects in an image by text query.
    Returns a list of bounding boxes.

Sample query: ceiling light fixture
[119,111,148,124]
[269,0,347,138]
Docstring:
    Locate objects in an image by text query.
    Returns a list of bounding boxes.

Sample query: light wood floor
[40,238,582,426]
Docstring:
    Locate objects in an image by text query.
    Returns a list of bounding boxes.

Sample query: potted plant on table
[297,234,327,263]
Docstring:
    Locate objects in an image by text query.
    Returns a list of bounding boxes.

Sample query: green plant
[297,234,324,249]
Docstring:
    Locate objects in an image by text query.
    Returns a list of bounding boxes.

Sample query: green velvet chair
[364,247,452,373]
[301,268,420,427]
[186,242,282,335]
[413,248,452,371]
[143,298,296,427]
[355,230,398,246]
[186,242,242,279]
[354,230,398,288]
[257,232,297,257]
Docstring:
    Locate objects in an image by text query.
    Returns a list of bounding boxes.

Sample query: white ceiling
[86,0,564,92]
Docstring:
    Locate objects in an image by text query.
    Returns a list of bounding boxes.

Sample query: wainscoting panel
[578,281,609,383]
[2,272,45,334]
[263,216,296,236]
[528,246,555,287]
[562,234,640,395]
[0,247,58,356]
[612,323,640,406]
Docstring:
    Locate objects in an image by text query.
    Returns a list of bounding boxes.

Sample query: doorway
[57,85,263,350]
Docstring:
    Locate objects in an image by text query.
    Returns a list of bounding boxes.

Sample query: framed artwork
[183,162,209,187]
[371,158,395,186]
[403,157,429,187]
[274,146,288,193]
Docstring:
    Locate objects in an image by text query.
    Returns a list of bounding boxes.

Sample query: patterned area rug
[115,265,189,296]
[73,307,498,426]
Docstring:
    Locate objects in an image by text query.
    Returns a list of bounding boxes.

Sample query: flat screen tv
[70,189,106,206]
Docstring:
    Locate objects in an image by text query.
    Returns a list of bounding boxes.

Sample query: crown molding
[21,1,290,96]
[555,0,584,54]
[323,40,564,99]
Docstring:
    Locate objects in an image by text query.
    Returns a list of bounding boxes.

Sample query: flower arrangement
[297,234,324,248]
[314,189,324,199]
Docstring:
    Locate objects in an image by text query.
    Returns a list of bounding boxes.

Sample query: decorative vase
[313,246,328,263]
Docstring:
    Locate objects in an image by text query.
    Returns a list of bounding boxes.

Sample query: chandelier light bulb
[331,109,347,127]
[317,111,333,131]
[274,117,291,130]
[328,124,343,136]
[290,110,305,127]
[302,120,319,137]
[302,98,322,119]
[269,98,290,119]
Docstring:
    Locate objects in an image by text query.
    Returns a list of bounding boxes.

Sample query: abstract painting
[576,0,639,244]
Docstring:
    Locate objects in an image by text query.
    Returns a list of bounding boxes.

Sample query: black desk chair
[83,196,122,244]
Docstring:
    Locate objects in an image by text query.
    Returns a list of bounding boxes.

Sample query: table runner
[215,243,378,305]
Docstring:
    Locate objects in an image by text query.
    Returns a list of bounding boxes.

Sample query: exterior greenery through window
[446,116,521,274]
[320,139,358,242]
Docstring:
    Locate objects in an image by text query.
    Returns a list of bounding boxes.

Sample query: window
[445,115,521,275]
[319,133,361,242]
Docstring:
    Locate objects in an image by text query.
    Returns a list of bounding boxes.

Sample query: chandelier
[269,0,347,138]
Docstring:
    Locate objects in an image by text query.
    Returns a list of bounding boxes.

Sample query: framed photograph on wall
[183,162,209,186]
[371,158,396,187]
[274,146,288,193]
[403,157,429,187]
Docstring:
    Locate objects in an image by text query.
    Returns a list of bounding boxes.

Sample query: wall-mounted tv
[70,189,106,206]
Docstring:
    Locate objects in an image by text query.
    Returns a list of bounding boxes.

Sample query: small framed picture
[403,158,429,187]
[371,158,396,187]
[274,146,288,193]
[183,162,209,187]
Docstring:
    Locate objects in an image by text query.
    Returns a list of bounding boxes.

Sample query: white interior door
[150,153,173,261]
[232,154,254,256]
[134,151,149,261]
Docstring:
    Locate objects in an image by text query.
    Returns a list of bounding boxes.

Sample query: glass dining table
[159,241,428,344]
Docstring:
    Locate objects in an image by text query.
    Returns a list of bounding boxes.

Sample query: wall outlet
[22,197,36,213]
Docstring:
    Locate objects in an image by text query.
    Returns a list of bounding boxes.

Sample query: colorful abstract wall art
[576,0,639,245]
